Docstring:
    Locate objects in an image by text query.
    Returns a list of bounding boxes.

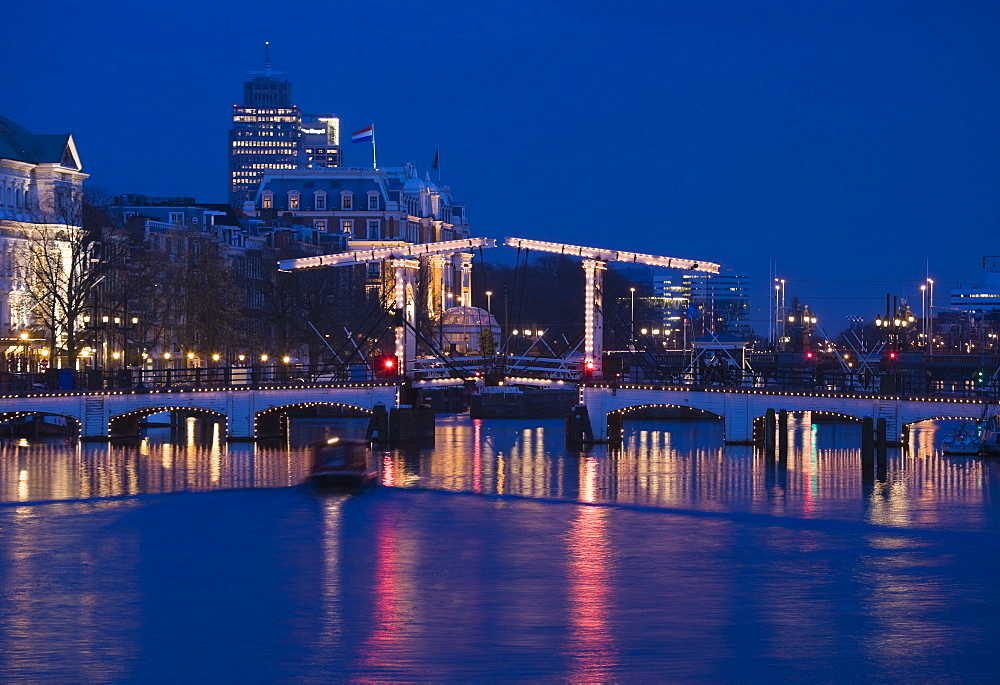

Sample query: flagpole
[371,123,377,170]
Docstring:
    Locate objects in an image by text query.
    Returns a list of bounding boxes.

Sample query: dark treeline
[471,254,637,355]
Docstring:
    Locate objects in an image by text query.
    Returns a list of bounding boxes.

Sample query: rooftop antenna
[264,41,271,77]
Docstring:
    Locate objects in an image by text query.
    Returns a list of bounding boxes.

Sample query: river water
[0,415,997,682]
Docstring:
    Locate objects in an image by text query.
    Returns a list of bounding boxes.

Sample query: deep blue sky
[6,0,999,333]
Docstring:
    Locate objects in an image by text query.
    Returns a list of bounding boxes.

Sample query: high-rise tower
[228,44,342,207]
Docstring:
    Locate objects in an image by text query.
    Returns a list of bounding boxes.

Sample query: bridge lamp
[131,317,139,325]
[261,354,268,362]
[187,352,195,360]
[102,316,109,324]
[238,355,246,363]
[212,354,220,362]
[83,315,91,324]
[788,316,795,323]
[512,329,519,336]
[652,329,660,335]
[112,352,121,361]
[641,328,648,335]
[163,353,171,360]
[282,356,291,363]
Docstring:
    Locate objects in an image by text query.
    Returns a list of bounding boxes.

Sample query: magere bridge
[579,381,991,443]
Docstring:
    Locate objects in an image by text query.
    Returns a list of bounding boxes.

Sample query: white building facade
[0,115,86,354]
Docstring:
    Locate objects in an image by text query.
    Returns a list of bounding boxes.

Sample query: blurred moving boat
[942,423,982,456]
[305,437,377,493]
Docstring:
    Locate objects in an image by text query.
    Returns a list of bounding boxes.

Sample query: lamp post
[927,278,934,357]
[485,290,492,315]
[630,287,636,348]
[920,284,927,349]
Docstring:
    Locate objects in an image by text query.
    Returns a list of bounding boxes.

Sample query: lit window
[288,191,300,210]
[341,192,353,210]
[341,220,353,235]
[262,192,273,209]
[314,219,327,232]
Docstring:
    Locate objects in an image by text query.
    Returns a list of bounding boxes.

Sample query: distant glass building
[682,271,751,337]
[228,47,341,207]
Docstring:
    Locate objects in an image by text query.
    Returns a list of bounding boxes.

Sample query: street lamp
[927,278,935,357]
[485,290,493,315]
[630,287,636,347]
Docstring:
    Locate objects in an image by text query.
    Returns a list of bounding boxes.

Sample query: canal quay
[1,414,997,681]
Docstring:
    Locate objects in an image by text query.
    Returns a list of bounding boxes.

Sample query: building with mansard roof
[243,163,473,321]
[0,115,88,360]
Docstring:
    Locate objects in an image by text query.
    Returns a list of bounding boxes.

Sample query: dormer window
[262,191,274,209]
[288,191,300,210]
[368,192,380,210]
[341,191,353,210]
[314,191,327,211]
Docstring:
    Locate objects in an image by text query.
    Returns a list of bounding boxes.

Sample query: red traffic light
[888,352,897,360]
[584,360,595,371]
[805,352,813,359]
[375,355,397,376]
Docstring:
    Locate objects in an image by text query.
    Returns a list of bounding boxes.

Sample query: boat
[304,437,378,493]
[941,423,982,456]
[979,415,1000,455]
[0,413,75,438]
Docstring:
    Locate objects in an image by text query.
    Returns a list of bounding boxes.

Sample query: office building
[229,46,342,207]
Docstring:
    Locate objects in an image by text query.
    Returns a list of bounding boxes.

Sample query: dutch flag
[351,125,374,143]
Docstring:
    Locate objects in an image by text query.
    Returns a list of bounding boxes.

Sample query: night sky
[6,1,999,334]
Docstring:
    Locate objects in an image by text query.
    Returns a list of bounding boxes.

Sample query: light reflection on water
[0,414,998,680]
[0,415,997,532]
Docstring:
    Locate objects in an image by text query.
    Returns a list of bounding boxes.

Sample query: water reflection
[0,415,994,532]
[566,457,616,680]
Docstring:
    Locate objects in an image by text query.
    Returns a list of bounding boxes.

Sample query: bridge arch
[110,405,227,439]
[608,403,723,421]
[254,401,375,440]
[606,403,723,441]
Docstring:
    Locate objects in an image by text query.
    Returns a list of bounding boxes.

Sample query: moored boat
[979,415,1000,455]
[0,413,75,438]
[305,437,378,493]
[941,423,982,456]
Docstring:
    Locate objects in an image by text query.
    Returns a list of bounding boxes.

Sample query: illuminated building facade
[228,49,342,207]
[243,163,472,319]
[0,115,86,347]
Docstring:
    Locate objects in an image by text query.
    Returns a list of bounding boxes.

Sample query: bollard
[876,417,888,482]
[606,412,624,444]
[764,408,776,461]
[861,416,875,477]
[566,405,594,447]
[778,410,788,465]
[366,404,389,443]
